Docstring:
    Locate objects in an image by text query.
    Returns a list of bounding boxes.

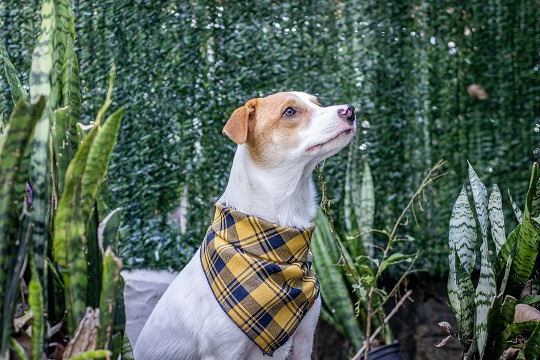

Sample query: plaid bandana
[200,204,320,356]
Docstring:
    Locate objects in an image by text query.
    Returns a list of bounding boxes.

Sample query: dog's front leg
[289,297,321,359]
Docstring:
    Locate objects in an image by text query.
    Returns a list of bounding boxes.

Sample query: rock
[122,269,178,346]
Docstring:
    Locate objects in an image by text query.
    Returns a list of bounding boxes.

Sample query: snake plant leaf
[454,253,475,349]
[482,294,517,360]
[498,230,517,295]
[67,350,112,360]
[0,43,28,105]
[80,106,125,227]
[29,263,45,360]
[344,145,356,235]
[449,186,477,275]
[29,0,54,101]
[468,162,489,248]
[98,208,122,255]
[63,34,81,149]
[52,0,74,110]
[447,248,460,317]
[531,176,540,233]
[358,160,375,259]
[9,338,28,360]
[58,0,81,153]
[121,335,135,360]
[312,210,364,350]
[54,127,99,332]
[52,106,71,195]
[488,184,506,254]
[0,97,45,358]
[111,276,126,360]
[29,0,55,298]
[524,322,540,359]
[509,189,524,224]
[344,149,375,259]
[504,165,540,297]
[97,248,123,351]
[475,237,497,358]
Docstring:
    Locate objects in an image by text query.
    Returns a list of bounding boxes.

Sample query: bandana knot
[200,204,319,355]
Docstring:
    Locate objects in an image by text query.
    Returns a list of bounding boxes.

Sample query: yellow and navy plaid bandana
[200,204,320,356]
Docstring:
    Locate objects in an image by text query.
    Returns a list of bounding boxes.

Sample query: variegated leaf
[498,234,516,295]
[468,161,489,248]
[483,294,517,360]
[475,237,497,358]
[508,189,523,224]
[488,184,506,254]
[449,186,476,274]
[358,160,375,258]
[447,247,460,314]
[455,254,475,348]
[0,43,28,104]
[524,321,540,359]
[29,0,55,294]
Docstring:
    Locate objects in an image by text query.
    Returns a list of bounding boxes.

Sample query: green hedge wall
[1,0,538,272]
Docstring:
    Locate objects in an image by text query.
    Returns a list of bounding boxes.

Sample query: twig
[351,289,413,360]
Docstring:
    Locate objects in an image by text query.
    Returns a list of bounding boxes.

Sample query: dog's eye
[282,107,297,117]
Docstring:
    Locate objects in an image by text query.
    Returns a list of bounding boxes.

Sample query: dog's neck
[219,145,317,229]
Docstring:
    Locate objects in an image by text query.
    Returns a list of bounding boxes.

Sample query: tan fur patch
[245,93,314,167]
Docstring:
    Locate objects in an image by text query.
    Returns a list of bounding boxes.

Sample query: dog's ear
[223,99,256,144]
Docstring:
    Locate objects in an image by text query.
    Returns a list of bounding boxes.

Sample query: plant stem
[351,289,413,360]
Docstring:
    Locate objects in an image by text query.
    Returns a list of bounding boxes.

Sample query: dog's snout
[337,104,355,122]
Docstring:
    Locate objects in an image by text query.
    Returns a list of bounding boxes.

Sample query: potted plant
[438,162,540,359]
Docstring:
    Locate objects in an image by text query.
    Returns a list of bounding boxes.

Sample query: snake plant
[0,0,130,359]
[442,162,540,359]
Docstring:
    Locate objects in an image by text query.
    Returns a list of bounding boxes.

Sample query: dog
[134,91,356,360]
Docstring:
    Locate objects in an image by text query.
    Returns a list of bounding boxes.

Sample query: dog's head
[223,92,356,168]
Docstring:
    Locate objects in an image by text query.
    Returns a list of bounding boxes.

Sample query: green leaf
[521,295,540,306]
[455,254,475,349]
[504,166,540,297]
[498,232,517,295]
[449,186,476,274]
[121,335,135,360]
[312,210,364,350]
[483,294,517,360]
[9,338,28,360]
[488,184,506,254]
[0,42,28,105]
[524,322,540,359]
[29,0,55,312]
[97,248,123,351]
[358,160,375,259]
[29,0,55,102]
[52,106,72,195]
[379,252,408,273]
[475,237,497,357]
[98,208,122,254]
[81,106,125,226]
[29,263,45,360]
[54,76,123,333]
[0,97,45,358]
[509,189,524,224]
[67,349,112,360]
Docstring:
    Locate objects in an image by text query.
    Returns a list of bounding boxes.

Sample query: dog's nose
[337,105,355,122]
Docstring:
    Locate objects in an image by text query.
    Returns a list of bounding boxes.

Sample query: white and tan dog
[134,92,356,360]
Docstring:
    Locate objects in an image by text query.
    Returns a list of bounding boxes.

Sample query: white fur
[134,92,355,360]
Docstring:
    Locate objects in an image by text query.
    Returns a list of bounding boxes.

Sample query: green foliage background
[1,0,539,272]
